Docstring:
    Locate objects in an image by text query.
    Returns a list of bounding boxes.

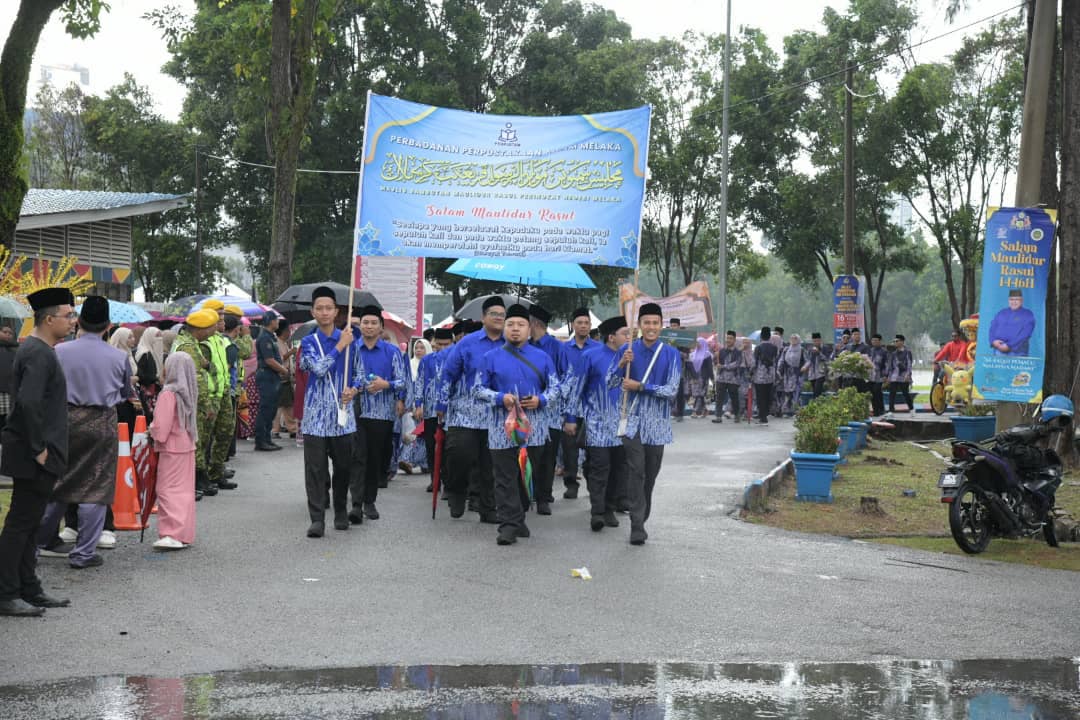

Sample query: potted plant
[836,387,872,449]
[800,380,815,408]
[951,399,997,442]
[790,396,844,502]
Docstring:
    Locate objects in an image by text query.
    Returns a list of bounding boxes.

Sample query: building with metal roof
[13,189,188,300]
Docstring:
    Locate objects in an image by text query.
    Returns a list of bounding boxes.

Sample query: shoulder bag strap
[503,343,547,391]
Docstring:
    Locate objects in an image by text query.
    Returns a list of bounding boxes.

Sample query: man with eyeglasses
[0,288,76,615]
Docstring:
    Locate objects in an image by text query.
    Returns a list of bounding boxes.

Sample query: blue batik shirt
[415,349,449,419]
[606,338,681,445]
[531,332,573,430]
[563,336,600,417]
[574,343,622,448]
[437,329,504,429]
[353,338,409,422]
[474,343,559,450]
[299,328,355,437]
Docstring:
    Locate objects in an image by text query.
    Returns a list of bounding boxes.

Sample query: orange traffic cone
[112,422,143,530]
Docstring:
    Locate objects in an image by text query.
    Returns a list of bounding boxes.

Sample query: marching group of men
[302,290,681,547]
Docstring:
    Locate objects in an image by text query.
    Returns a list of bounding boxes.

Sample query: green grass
[743,439,1080,571]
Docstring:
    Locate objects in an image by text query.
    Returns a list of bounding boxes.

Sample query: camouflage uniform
[172,329,216,477]
[207,334,234,484]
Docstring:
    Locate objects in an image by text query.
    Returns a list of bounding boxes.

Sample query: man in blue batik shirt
[414,327,454,492]
[436,296,505,523]
[989,289,1036,356]
[574,315,629,533]
[299,286,357,539]
[528,304,570,516]
[608,302,681,546]
[351,305,409,522]
[475,304,562,546]
[560,307,600,500]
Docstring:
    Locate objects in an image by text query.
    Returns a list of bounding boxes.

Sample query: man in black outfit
[0,288,76,616]
[751,326,778,425]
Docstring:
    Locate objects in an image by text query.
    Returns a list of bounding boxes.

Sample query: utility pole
[843,62,855,277]
[717,0,732,338]
[194,144,203,294]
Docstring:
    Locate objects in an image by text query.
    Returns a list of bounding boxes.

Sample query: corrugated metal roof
[20,189,186,217]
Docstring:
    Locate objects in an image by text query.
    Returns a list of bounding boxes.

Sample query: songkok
[506,304,531,321]
[482,296,506,312]
[201,298,225,312]
[423,328,435,341]
[224,304,244,317]
[811,332,822,339]
[669,318,680,324]
[358,305,383,323]
[598,315,626,338]
[773,327,784,335]
[28,287,74,311]
[79,295,109,325]
[1008,289,1023,298]
[639,303,663,320]
[872,333,882,340]
[434,327,453,340]
[851,328,861,335]
[760,326,771,340]
[466,319,483,333]
[261,311,278,326]
[186,309,219,329]
[312,285,337,303]
[895,334,906,342]
[571,307,590,321]
[452,321,465,336]
[726,330,737,338]
[528,304,551,324]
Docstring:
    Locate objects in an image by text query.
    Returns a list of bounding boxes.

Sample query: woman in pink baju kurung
[150,353,199,548]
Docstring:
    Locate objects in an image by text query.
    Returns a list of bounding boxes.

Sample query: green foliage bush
[793,395,847,455]
[835,386,872,422]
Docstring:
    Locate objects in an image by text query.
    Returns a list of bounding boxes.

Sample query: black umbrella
[273,282,381,324]
[289,319,318,343]
[454,294,533,321]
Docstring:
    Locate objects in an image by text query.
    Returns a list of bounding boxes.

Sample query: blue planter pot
[951,415,996,442]
[791,451,840,502]
[800,391,815,406]
[848,421,869,449]
[837,426,857,456]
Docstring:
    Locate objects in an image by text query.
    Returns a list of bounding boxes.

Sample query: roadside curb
[741,457,793,512]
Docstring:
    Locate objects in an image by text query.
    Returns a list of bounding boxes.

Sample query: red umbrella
[746,385,754,424]
[431,426,445,519]
[136,447,159,542]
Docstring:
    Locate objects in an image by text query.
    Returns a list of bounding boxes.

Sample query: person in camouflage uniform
[172,309,220,499]
[223,305,252,465]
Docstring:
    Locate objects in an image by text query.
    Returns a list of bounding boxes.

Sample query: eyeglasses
[51,312,78,320]
[485,312,506,319]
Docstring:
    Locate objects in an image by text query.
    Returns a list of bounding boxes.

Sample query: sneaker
[70,554,104,568]
[58,526,77,543]
[97,530,117,549]
[152,536,185,551]
[39,542,74,558]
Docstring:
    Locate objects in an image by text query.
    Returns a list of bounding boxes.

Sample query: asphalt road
[2,418,1078,687]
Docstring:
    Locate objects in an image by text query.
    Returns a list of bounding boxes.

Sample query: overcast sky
[1,0,1024,121]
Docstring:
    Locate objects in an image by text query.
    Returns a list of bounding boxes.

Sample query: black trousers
[560,423,581,488]
[492,445,542,532]
[869,382,885,415]
[889,381,914,412]
[674,385,686,418]
[303,434,352,522]
[853,379,870,395]
[535,428,561,503]
[811,377,826,398]
[445,427,495,514]
[352,418,393,506]
[585,444,626,516]
[0,474,52,600]
[715,383,740,420]
[753,383,773,423]
[621,435,663,531]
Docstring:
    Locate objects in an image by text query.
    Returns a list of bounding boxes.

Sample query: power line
[204,152,361,175]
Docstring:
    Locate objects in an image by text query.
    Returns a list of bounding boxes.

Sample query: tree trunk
[1056,0,1079,461]
[0,1,66,247]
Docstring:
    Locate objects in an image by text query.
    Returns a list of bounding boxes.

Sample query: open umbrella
[162,294,271,320]
[454,294,533,321]
[75,299,153,324]
[446,258,595,290]
[0,296,29,320]
[274,282,379,309]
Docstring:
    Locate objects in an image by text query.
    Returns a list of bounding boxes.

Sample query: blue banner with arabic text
[973,207,1056,403]
[354,93,650,267]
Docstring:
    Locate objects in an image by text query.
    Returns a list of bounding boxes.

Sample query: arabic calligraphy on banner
[354,93,651,266]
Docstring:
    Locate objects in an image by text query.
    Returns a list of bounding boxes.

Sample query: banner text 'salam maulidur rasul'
[353,94,651,268]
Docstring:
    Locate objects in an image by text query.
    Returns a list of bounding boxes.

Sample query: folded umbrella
[431,425,445,519]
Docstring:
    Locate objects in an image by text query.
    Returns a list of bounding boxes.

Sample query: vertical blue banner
[354,94,650,267]
[832,275,865,344]
[973,207,1056,402]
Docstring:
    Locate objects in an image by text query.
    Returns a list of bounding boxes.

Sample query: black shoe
[333,510,349,531]
[216,480,238,490]
[255,444,282,452]
[603,511,620,528]
[617,501,632,513]
[224,468,236,479]
[711,418,723,424]
[479,511,499,524]
[536,501,552,515]
[425,483,433,493]
[516,523,530,538]
[448,495,466,518]
[307,521,325,538]
[563,485,579,499]
[0,598,45,617]
[496,528,518,546]
[363,503,380,520]
[201,485,218,497]
[756,419,769,425]
[378,478,389,489]
[630,528,648,545]
[467,498,480,513]
[195,489,204,502]
[22,592,70,608]
[70,554,104,569]
[348,508,364,525]
[590,515,605,532]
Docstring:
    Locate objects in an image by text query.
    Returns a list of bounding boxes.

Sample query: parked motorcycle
[938,394,1073,554]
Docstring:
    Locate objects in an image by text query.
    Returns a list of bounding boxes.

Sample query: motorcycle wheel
[948,483,992,554]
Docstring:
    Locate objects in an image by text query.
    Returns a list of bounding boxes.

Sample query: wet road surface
[2,659,1078,719]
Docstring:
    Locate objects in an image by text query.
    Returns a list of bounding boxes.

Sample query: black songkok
[29,287,75,311]
[311,285,336,304]
[79,295,109,325]
[482,296,506,312]
[529,304,551,324]
[434,327,453,340]
[506,304,531,321]
[638,303,662,320]
[571,307,590,321]
[597,315,627,339]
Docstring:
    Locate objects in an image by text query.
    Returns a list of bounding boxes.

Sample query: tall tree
[25,82,91,189]
[0,0,108,247]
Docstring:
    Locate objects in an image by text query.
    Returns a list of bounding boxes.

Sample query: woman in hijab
[399,338,432,474]
[161,328,178,361]
[685,337,714,418]
[135,327,164,422]
[150,352,199,550]
[778,333,808,417]
[109,326,142,434]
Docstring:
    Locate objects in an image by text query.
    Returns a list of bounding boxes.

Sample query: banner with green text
[354,93,650,267]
